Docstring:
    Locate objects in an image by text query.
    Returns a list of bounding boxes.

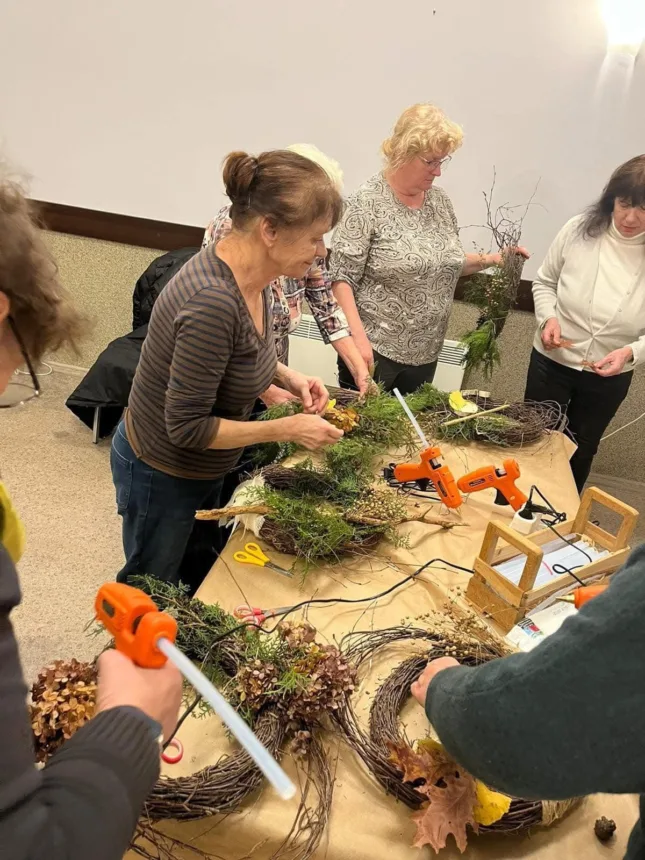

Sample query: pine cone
[594,817,617,842]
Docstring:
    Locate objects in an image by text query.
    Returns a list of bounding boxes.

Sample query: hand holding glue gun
[95,582,296,800]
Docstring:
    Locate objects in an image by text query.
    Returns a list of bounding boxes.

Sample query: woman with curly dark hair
[525,155,645,490]
[0,178,182,859]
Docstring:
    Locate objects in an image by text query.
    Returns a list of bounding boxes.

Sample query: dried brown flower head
[30,659,97,762]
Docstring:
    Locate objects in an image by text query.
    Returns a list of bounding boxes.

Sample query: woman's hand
[96,649,183,742]
[592,346,633,377]
[541,318,574,351]
[333,336,373,395]
[411,657,460,707]
[464,247,531,276]
[490,246,531,265]
[260,384,298,408]
[281,368,330,414]
[286,413,344,449]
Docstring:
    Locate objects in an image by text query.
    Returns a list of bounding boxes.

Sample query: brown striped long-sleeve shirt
[125,246,277,480]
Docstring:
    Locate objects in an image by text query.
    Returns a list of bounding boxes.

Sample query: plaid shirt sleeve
[304,258,350,343]
[203,205,233,247]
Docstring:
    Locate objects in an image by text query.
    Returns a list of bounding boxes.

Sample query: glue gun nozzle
[556,595,576,604]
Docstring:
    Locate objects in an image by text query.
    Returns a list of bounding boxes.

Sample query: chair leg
[92,406,102,444]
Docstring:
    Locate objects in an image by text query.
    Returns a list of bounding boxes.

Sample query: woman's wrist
[273,362,291,388]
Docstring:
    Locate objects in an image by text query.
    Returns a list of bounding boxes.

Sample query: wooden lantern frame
[466,487,638,633]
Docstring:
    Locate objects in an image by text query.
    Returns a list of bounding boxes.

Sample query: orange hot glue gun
[457,458,528,512]
[95,582,178,669]
[95,582,297,799]
[384,445,463,509]
[557,583,609,609]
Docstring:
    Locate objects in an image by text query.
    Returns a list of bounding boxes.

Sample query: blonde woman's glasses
[0,318,41,409]
[418,155,452,170]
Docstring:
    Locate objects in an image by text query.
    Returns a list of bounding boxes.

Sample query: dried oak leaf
[412,773,479,853]
[388,740,457,787]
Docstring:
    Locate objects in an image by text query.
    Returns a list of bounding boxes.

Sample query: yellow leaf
[473,781,512,825]
[449,390,478,416]
[417,738,444,755]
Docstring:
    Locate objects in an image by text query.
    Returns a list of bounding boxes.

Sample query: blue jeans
[110,421,224,592]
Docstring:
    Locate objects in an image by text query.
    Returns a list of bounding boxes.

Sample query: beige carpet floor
[3,369,116,680]
[4,369,645,684]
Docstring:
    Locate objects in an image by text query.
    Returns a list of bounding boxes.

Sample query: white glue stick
[157,637,296,800]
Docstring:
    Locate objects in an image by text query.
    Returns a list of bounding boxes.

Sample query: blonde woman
[204,144,371,399]
[331,104,524,394]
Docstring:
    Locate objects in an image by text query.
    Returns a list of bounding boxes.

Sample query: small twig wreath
[336,622,579,846]
[143,708,285,821]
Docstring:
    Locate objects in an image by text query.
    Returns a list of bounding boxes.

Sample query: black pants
[524,349,632,492]
[338,351,437,396]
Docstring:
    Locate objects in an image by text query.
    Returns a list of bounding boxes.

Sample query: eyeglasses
[0,318,41,409]
[418,155,452,171]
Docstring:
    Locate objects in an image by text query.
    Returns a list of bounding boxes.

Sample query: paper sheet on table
[494,535,609,589]
[138,433,637,860]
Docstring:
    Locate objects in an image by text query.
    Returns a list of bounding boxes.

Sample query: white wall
[1,0,644,275]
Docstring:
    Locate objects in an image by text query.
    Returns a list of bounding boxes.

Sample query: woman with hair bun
[203,144,371,399]
[111,150,344,590]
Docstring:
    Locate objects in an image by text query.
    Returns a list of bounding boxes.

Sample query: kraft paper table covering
[137,433,638,859]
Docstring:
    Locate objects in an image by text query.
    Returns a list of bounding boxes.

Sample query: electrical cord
[162,556,474,748]
[522,485,591,587]
[524,485,566,527]
[601,409,645,442]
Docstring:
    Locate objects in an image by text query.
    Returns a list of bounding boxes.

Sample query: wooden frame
[466,487,638,633]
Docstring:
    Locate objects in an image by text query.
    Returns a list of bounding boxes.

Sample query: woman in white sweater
[525,155,645,491]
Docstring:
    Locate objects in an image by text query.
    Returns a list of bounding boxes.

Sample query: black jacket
[132,247,198,330]
[66,248,198,438]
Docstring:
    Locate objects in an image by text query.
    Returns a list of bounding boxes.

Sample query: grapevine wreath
[335,606,580,852]
[31,586,580,856]
[30,578,356,860]
[196,385,564,570]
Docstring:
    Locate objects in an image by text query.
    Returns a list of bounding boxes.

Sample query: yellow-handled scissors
[233,542,293,578]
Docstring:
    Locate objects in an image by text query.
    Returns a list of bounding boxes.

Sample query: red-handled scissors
[234,603,293,626]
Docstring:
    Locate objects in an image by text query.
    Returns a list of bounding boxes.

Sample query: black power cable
[522,485,591,587]
[163,556,474,748]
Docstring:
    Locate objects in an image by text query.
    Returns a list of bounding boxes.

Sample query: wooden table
[147,433,638,860]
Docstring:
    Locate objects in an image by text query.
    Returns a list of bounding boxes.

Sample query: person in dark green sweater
[412,543,645,859]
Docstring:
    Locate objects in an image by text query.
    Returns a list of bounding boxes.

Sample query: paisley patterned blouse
[330,173,465,366]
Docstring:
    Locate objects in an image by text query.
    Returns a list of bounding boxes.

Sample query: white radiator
[288,315,468,392]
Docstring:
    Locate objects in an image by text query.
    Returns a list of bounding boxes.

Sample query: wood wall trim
[33,199,204,251]
[32,199,535,313]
